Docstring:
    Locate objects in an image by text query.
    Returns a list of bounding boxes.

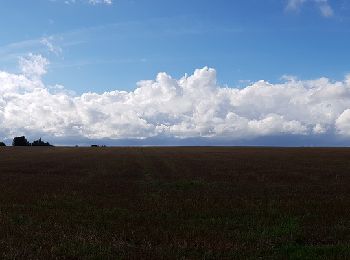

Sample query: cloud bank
[1,54,350,145]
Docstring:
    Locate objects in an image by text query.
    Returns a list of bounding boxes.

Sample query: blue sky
[2,0,350,145]
[1,0,349,93]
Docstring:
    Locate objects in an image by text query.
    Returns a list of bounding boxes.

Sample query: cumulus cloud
[286,0,334,17]
[18,54,49,79]
[1,54,350,143]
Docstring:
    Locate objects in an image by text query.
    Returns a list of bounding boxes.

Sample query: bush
[0,142,6,146]
[32,138,52,147]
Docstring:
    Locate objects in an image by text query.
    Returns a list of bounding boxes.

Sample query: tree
[32,138,52,147]
[0,142,6,146]
[12,136,30,146]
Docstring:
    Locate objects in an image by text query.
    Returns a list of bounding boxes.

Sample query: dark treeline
[0,137,108,147]
[7,136,53,147]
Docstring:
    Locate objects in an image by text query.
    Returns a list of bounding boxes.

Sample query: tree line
[0,136,53,147]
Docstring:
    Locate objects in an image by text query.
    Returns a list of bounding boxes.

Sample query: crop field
[0,147,350,259]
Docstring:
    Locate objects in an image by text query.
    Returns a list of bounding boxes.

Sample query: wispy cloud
[41,37,63,56]
[286,0,306,10]
[56,0,113,5]
[88,0,112,4]
[0,33,83,66]
[286,0,334,17]
[0,39,44,65]
[318,1,334,17]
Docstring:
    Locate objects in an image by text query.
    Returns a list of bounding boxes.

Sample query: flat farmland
[0,147,350,259]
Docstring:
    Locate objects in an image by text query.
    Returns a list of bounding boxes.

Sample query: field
[0,147,350,259]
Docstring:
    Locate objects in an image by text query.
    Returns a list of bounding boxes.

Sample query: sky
[1,0,350,146]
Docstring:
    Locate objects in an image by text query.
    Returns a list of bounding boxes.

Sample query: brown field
[0,147,350,259]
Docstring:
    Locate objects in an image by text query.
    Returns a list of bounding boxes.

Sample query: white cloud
[1,54,350,143]
[41,37,62,56]
[286,0,334,17]
[336,109,350,135]
[318,2,334,17]
[287,0,307,10]
[88,0,112,4]
[61,0,112,5]
[18,54,49,79]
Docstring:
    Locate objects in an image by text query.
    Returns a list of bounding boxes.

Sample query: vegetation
[0,147,349,258]
[12,136,30,146]
[32,138,52,147]
[12,136,52,147]
[0,141,5,146]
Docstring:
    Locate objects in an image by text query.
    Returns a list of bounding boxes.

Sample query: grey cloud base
[1,54,350,146]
